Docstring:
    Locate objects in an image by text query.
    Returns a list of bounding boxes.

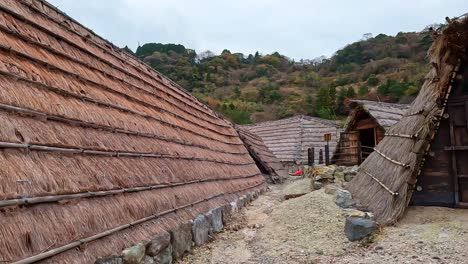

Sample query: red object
[292,169,303,176]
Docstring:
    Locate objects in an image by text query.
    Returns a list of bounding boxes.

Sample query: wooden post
[319,149,324,164]
[357,141,362,165]
[325,144,330,165]
[307,148,314,166]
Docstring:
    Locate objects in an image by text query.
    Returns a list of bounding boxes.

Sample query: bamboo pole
[0,102,247,154]
[363,171,399,196]
[12,182,265,264]
[0,173,261,208]
[384,133,418,139]
[0,141,254,166]
[374,148,411,168]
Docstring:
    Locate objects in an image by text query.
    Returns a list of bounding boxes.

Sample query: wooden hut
[244,115,342,170]
[236,126,288,183]
[334,100,409,165]
[0,1,266,263]
[347,17,468,225]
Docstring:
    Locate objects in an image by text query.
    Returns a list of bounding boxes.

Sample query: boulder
[154,245,173,264]
[334,171,345,182]
[170,222,192,260]
[95,256,123,264]
[192,215,211,246]
[324,184,340,195]
[334,189,356,208]
[344,217,378,241]
[221,203,233,224]
[344,173,355,182]
[146,231,171,257]
[230,201,238,213]
[210,207,224,233]
[143,256,155,264]
[121,243,145,264]
[342,209,374,219]
[312,181,323,190]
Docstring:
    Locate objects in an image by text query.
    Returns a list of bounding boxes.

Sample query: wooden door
[335,131,360,166]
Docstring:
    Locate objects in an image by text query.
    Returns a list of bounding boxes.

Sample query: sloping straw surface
[347,17,468,225]
[0,1,265,263]
[236,126,288,182]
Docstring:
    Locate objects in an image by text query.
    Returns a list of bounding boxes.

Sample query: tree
[366,74,379,86]
[358,85,370,96]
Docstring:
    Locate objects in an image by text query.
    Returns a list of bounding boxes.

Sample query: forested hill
[125,29,434,124]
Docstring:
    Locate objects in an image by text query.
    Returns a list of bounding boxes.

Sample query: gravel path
[177,179,468,264]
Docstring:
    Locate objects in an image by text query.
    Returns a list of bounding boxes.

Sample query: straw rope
[11,182,265,264]
[373,148,411,168]
[3,1,224,126]
[0,46,238,142]
[404,109,425,117]
[384,133,418,139]
[0,173,261,208]
[363,171,399,196]
[0,141,254,166]
[0,24,230,132]
[0,103,247,156]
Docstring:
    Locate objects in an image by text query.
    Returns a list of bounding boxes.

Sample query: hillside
[127,29,434,124]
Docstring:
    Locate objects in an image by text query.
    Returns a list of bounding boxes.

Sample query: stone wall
[94,187,267,264]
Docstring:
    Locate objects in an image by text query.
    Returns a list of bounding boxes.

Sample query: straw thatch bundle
[347,17,468,225]
[244,115,342,164]
[236,126,288,183]
[0,1,265,263]
[346,100,410,130]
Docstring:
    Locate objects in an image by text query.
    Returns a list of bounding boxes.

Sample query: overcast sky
[48,0,467,60]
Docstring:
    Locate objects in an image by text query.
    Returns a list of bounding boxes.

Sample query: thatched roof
[244,115,342,164]
[236,126,288,183]
[0,1,265,263]
[347,100,410,130]
[347,17,468,225]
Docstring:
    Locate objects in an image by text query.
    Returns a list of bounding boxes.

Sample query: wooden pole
[325,144,330,165]
[307,148,314,166]
[319,149,323,164]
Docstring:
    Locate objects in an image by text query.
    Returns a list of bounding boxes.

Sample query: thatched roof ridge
[0,1,265,263]
[244,115,342,163]
[236,126,288,183]
[348,100,410,129]
[347,17,468,225]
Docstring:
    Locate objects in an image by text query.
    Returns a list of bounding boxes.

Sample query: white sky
[48,0,468,60]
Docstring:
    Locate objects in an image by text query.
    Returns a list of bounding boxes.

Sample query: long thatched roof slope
[236,126,288,183]
[244,115,342,163]
[347,100,410,129]
[347,17,468,225]
[0,1,265,263]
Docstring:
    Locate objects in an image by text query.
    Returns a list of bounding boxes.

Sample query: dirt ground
[177,178,468,264]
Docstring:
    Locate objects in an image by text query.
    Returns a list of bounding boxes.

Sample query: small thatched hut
[236,126,288,183]
[0,1,265,263]
[244,115,342,170]
[334,100,409,165]
[348,17,468,225]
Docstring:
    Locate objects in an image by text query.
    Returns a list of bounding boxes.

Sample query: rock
[154,245,173,264]
[334,189,356,208]
[344,217,378,241]
[312,181,323,190]
[146,231,171,257]
[210,207,224,233]
[221,204,233,224]
[324,184,340,195]
[95,256,123,264]
[313,165,336,179]
[122,243,145,264]
[192,215,211,246]
[230,201,238,213]
[342,209,374,219]
[334,171,345,182]
[170,222,192,260]
[143,256,155,264]
[344,173,355,182]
